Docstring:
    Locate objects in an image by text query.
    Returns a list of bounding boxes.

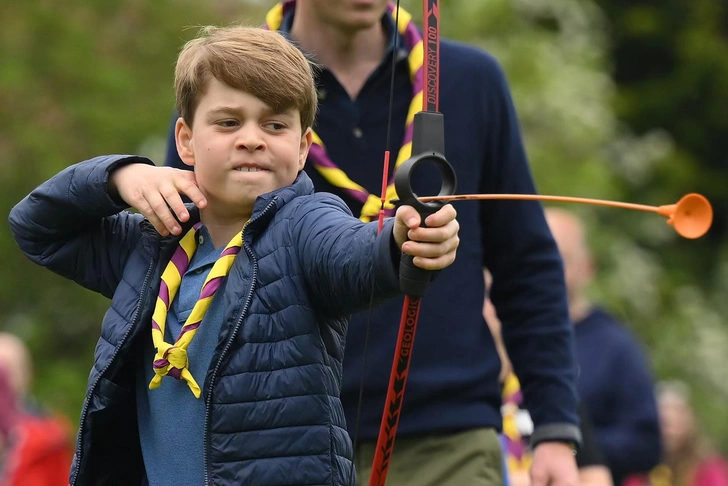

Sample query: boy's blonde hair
[175,25,317,130]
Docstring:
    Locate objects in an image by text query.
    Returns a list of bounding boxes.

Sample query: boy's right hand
[109,163,207,236]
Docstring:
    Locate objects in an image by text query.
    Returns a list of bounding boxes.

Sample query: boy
[8,26,459,486]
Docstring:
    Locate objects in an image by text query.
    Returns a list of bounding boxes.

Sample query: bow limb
[368,2,456,485]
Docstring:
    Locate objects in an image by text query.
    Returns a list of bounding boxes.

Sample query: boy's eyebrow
[206,106,295,118]
[207,106,242,117]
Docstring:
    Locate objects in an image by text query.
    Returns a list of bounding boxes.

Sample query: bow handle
[393,111,457,296]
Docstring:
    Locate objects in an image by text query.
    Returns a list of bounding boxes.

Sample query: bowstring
[348,0,402,483]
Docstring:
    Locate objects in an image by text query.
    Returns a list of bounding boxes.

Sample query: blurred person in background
[0,333,74,486]
[165,1,583,484]
[624,381,728,486]
[544,208,662,485]
[0,369,19,481]
[484,269,613,486]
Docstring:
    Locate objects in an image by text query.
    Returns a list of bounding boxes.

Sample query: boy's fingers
[424,204,457,227]
[402,238,459,259]
[161,185,189,223]
[136,198,169,236]
[147,193,181,235]
[407,220,460,243]
[411,252,457,271]
[176,173,207,208]
[396,205,421,228]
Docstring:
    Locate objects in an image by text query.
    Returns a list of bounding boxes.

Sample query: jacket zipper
[203,198,276,486]
[70,257,156,486]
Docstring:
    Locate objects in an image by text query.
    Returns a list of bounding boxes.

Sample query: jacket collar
[242,170,315,243]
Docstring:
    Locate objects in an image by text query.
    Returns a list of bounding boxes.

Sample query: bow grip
[394,111,457,296]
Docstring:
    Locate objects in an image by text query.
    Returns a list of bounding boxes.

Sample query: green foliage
[1,0,726,454]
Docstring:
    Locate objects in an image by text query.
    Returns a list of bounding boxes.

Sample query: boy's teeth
[236,167,261,172]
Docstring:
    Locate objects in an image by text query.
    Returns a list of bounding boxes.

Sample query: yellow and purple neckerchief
[265,0,425,222]
[501,372,533,473]
[149,223,242,398]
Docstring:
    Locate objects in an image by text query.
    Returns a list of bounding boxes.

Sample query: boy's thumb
[398,205,421,229]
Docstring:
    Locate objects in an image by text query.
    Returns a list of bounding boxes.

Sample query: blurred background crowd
[1,0,728,484]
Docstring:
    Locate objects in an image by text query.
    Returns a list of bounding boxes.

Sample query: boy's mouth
[234,167,265,172]
[233,163,267,172]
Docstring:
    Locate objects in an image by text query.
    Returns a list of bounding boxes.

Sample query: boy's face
[176,78,312,215]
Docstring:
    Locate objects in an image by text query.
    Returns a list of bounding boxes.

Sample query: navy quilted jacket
[8,155,402,486]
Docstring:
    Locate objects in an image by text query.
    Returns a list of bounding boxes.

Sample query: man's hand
[393,204,459,270]
[109,163,207,236]
[531,442,579,486]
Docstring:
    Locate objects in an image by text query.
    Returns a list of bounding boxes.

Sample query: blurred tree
[588,0,728,451]
[592,0,728,250]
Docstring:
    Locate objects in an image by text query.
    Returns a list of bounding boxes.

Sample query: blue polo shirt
[136,226,226,486]
[165,9,580,447]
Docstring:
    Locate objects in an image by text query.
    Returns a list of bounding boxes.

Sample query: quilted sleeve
[291,193,401,317]
[8,155,152,299]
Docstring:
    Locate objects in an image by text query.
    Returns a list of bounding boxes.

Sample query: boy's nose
[235,126,266,152]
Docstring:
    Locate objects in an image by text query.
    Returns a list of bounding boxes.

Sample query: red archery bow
[367,2,455,485]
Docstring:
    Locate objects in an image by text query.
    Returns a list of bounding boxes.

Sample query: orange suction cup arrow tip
[657,193,713,239]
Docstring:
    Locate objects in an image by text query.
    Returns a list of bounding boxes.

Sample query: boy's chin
[201,194,256,216]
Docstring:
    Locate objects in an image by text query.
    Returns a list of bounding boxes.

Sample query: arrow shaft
[416,193,659,214]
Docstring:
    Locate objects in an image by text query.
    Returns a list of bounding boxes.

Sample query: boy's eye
[217,119,239,128]
[264,122,286,131]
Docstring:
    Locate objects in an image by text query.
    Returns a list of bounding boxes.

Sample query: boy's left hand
[393,204,459,270]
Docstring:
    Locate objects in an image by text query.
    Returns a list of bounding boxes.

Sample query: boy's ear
[298,128,313,170]
[175,117,196,168]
